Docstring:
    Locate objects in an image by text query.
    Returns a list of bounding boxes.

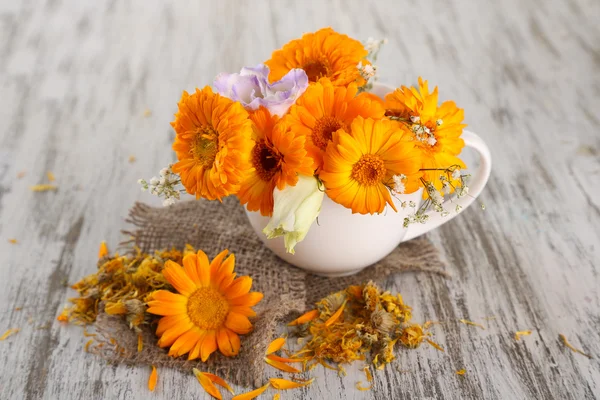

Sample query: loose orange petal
[269,378,314,390]
[264,357,301,373]
[98,241,109,259]
[273,394,280,400]
[324,300,347,327]
[8,239,17,244]
[202,372,235,395]
[288,310,319,326]
[137,334,143,352]
[266,337,286,355]
[128,155,136,163]
[456,369,466,375]
[459,319,485,329]
[30,184,57,192]
[17,171,26,179]
[232,383,270,400]
[426,339,445,352]
[0,328,20,341]
[363,366,373,382]
[84,339,94,352]
[559,334,592,358]
[193,369,223,399]
[514,330,532,341]
[47,171,56,181]
[266,354,310,363]
[148,366,157,392]
[356,381,373,391]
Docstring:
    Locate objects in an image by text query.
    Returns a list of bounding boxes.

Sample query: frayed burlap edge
[89,198,448,387]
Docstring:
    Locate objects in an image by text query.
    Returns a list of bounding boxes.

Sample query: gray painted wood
[0,0,599,399]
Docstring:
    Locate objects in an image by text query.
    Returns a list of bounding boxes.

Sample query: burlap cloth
[92,197,448,387]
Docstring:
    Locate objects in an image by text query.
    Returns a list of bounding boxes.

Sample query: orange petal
[269,378,314,390]
[229,292,263,307]
[188,333,206,360]
[156,314,191,336]
[217,328,239,357]
[162,260,197,296]
[232,383,270,400]
[201,330,218,361]
[168,328,202,357]
[202,372,235,395]
[148,366,157,392]
[229,306,256,318]
[265,337,286,355]
[324,300,347,327]
[288,310,319,326]
[209,249,229,273]
[156,322,193,348]
[266,354,311,363]
[182,254,202,286]
[225,312,253,335]
[193,368,222,399]
[98,241,109,258]
[197,250,211,287]
[264,357,301,373]
[225,276,253,299]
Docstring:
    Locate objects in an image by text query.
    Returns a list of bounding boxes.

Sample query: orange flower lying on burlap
[237,107,314,216]
[147,250,263,361]
[265,27,369,86]
[385,78,466,193]
[285,78,385,171]
[320,117,422,215]
[171,87,253,200]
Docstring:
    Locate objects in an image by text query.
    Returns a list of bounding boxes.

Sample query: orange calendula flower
[265,27,369,86]
[147,250,263,361]
[286,78,384,170]
[320,117,422,215]
[385,77,467,193]
[171,86,253,200]
[237,107,314,216]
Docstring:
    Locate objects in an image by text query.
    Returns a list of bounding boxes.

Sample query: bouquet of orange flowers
[139,28,470,253]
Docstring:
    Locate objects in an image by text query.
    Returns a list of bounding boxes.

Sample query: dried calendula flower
[362,281,381,311]
[399,324,425,348]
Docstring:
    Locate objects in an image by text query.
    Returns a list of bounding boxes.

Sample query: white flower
[427,137,437,146]
[442,181,451,195]
[392,174,406,194]
[457,186,469,198]
[150,177,159,186]
[436,119,443,126]
[410,115,420,123]
[159,167,169,177]
[163,197,176,207]
[263,175,324,254]
[451,168,461,180]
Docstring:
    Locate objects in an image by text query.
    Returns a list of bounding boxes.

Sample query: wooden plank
[0,0,598,399]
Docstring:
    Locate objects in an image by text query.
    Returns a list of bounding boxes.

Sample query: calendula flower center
[351,154,386,186]
[302,59,330,82]
[192,127,219,168]
[187,287,229,329]
[252,140,281,181]
[313,116,346,150]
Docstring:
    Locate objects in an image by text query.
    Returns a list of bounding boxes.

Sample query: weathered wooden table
[1,0,599,399]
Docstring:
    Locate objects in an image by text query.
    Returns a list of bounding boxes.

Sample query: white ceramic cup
[245,83,492,277]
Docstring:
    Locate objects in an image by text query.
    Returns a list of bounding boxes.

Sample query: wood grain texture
[0,0,599,399]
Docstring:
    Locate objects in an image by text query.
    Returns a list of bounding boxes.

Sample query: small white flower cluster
[392,174,406,194]
[364,37,388,59]
[401,165,476,228]
[357,61,377,81]
[410,116,442,147]
[138,165,182,207]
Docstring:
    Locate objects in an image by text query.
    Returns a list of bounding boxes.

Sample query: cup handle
[403,130,492,241]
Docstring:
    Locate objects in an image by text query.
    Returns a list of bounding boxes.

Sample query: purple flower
[214,64,308,117]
